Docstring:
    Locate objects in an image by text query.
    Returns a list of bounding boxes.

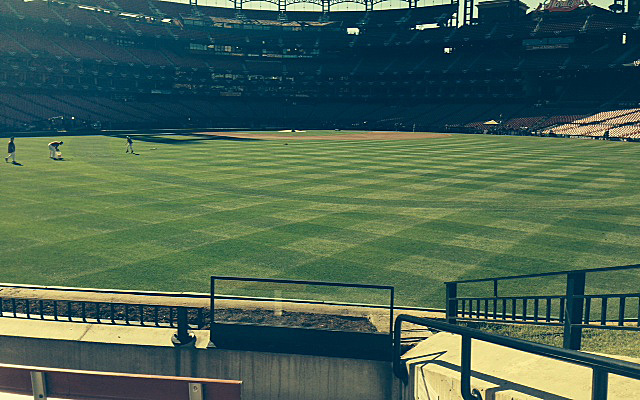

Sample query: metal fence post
[592,369,608,400]
[446,282,458,325]
[172,307,196,347]
[208,277,216,348]
[461,335,482,400]
[393,317,408,384]
[563,271,585,350]
[30,371,47,400]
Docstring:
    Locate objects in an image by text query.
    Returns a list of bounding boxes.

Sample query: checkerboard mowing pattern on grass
[1,132,639,308]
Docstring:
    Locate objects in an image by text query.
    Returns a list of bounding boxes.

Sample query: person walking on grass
[125,136,134,154]
[48,141,63,159]
[5,137,16,164]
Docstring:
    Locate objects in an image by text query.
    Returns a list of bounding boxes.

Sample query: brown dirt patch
[214,308,378,332]
[200,131,450,141]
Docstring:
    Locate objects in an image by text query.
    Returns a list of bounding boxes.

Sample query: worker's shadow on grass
[120,134,259,145]
[9,161,23,166]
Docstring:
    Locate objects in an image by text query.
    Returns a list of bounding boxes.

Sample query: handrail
[445,264,640,350]
[0,282,210,299]
[394,314,640,400]
[210,275,394,290]
[211,276,395,337]
[0,282,441,313]
[446,263,640,284]
[455,293,640,300]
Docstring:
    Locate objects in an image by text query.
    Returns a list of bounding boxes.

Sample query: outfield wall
[0,319,399,400]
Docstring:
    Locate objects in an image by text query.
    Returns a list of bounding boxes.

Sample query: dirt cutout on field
[200,132,450,141]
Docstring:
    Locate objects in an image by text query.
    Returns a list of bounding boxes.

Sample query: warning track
[198,131,450,140]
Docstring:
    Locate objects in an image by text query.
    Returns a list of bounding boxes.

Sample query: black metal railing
[0,297,206,330]
[210,276,395,335]
[0,283,209,299]
[0,284,209,330]
[394,315,640,400]
[210,276,395,359]
[445,264,640,350]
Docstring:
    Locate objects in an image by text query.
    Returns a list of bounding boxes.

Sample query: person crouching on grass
[48,141,63,159]
[5,137,16,164]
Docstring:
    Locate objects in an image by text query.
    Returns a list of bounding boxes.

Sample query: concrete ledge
[0,317,210,347]
[403,332,640,400]
[0,318,398,400]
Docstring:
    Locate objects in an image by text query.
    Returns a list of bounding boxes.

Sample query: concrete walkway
[0,317,210,348]
[403,332,640,400]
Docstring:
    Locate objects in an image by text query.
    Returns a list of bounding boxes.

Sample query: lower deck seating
[541,108,640,138]
[1,91,639,138]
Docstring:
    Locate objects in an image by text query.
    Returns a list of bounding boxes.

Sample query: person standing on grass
[5,137,16,164]
[125,136,134,154]
[48,141,63,159]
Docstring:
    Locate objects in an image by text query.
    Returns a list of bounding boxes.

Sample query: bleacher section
[541,108,640,139]
[0,0,639,132]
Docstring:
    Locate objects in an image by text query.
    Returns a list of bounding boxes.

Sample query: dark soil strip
[214,308,377,332]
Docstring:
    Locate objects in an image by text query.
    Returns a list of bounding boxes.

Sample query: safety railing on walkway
[1,280,435,353]
[0,283,207,330]
[393,314,640,400]
[210,276,395,360]
[445,264,640,349]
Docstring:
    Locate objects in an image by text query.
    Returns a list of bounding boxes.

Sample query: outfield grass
[1,132,639,307]
[464,322,640,358]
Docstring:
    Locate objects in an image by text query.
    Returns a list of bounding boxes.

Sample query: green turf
[463,322,640,358]
[1,132,639,307]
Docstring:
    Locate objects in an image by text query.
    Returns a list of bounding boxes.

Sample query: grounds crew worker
[126,136,134,154]
[5,137,16,164]
[48,141,63,159]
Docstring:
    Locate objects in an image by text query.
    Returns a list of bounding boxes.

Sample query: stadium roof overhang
[174,2,457,27]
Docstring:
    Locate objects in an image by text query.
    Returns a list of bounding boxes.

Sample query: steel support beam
[446,282,458,325]
[462,0,474,25]
[563,271,585,350]
[613,0,625,12]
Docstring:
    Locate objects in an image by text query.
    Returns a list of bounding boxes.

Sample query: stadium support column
[463,0,474,25]
[189,0,197,5]
[322,0,329,13]
[365,0,373,12]
[613,0,626,13]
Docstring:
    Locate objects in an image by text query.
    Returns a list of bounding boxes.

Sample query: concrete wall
[0,319,399,400]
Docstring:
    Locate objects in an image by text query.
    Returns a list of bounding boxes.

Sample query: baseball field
[1,131,639,308]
